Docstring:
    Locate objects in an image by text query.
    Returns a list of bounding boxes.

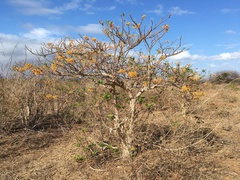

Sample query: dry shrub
[0,74,91,133]
[210,70,240,84]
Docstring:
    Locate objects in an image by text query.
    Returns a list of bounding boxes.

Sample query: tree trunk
[111,86,137,160]
[121,96,136,160]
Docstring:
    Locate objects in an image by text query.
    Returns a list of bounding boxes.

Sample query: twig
[153,122,221,151]
[89,165,106,172]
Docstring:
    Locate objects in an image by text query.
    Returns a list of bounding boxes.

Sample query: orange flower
[83,36,89,40]
[32,68,42,75]
[51,63,57,72]
[108,22,114,28]
[12,66,19,71]
[172,68,177,73]
[66,58,75,64]
[152,78,162,84]
[13,67,23,72]
[128,71,137,78]
[160,54,166,60]
[181,67,187,73]
[45,94,58,100]
[142,14,146,19]
[169,76,175,83]
[46,43,53,47]
[88,87,94,92]
[91,37,97,42]
[189,76,200,81]
[133,24,140,29]
[69,39,74,45]
[162,24,170,32]
[192,90,205,99]
[118,69,125,74]
[143,81,148,87]
[66,50,73,55]
[180,85,191,92]
[24,63,33,70]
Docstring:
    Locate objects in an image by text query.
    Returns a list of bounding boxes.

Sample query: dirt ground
[1,84,240,180]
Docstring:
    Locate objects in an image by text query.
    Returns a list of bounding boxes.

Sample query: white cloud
[58,0,82,11]
[22,23,36,30]
[224,30,237,34]
[22,28,61,41]
[8,0,81,16]
[8,0,116,16]
[90,5,116,11]
[216,43,240,49]
[211,52,240,60]
[107,6,117,10]
[148,4,164,15]
[0,30,60,64]
[76,24,103,34]
[79,3,116,14]
[8,0,63,15]
[0,33,42,65]
[168,7,196,15]
[168,50,240,62]
[148,6,195,16]
[167,50,240,73]
[0,22,104,65]
[115,0,138,4]
[168,51,205,61]
[126,0,137,4]
[221,8,240,14]
[209,63,217,68]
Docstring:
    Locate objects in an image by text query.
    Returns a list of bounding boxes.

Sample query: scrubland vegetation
[1,15,240,179]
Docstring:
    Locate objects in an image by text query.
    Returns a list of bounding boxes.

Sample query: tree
[22,14,203,160]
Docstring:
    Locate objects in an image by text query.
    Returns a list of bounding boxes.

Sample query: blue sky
[0,0,240,74]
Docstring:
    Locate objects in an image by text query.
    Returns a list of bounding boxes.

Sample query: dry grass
[0,81,240,179]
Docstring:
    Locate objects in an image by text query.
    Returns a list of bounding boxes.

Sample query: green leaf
[145,103,152,108]
[137,96,145,104]
[108,114,115,119]
[98,80,103,84]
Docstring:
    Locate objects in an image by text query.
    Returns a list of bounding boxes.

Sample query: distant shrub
[210,70,240,84]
